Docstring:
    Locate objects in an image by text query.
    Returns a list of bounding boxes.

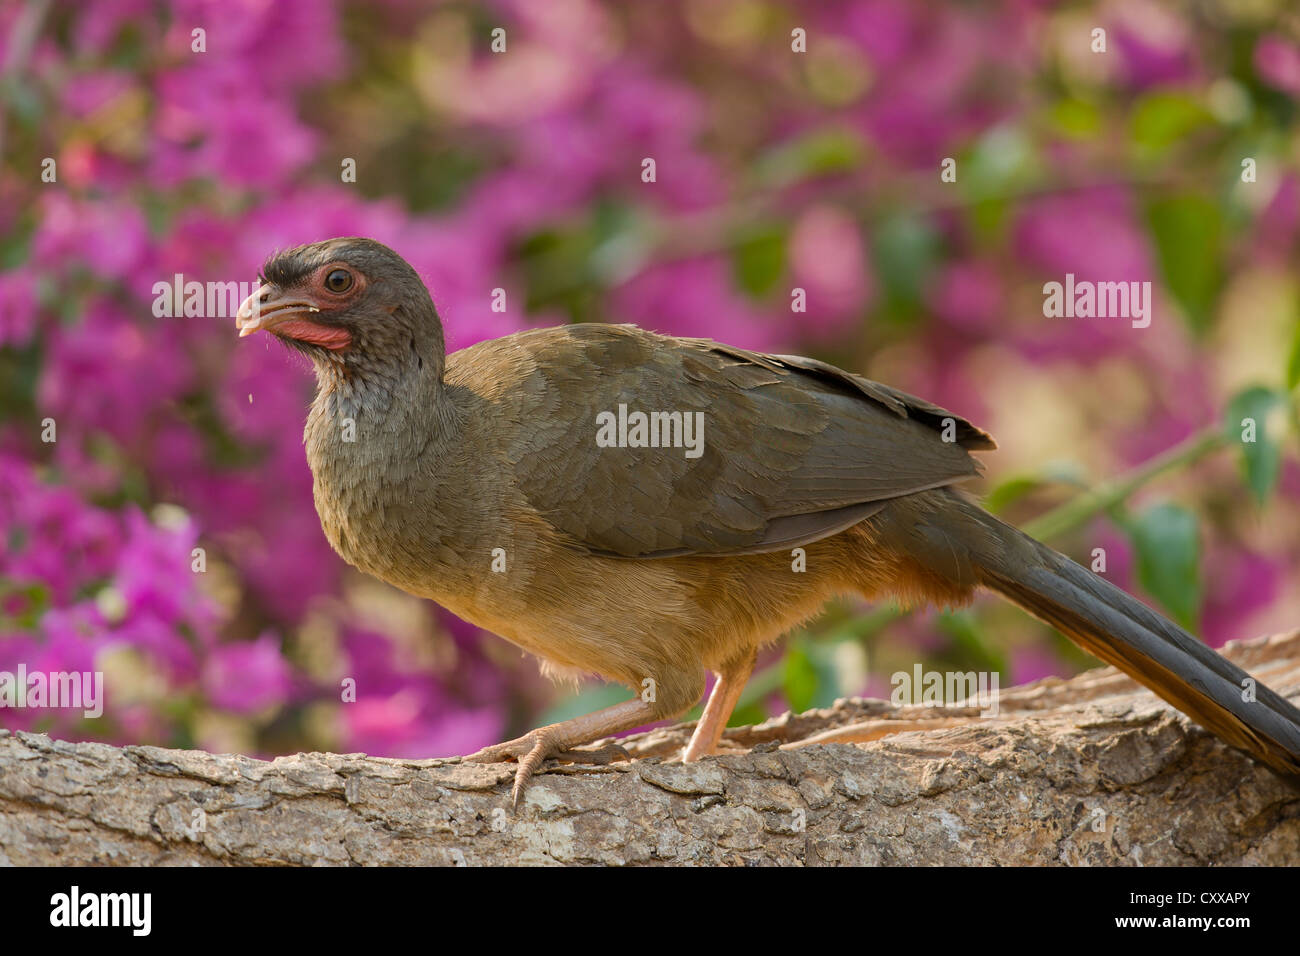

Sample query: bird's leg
[682,649,757,762]
[464,698,656,808]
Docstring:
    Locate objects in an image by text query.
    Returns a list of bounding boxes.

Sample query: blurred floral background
[2,0,1298,757]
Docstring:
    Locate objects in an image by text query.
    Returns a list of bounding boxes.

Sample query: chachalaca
[236,236,1300,806]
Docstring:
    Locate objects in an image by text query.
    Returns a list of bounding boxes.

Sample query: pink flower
[613,257,782,350]
[202,634,293,715]
[33,194,150,279]
[37,301,192,447]
[1009,646,1069,685]
[1255,174,1298,260]
[0,271,38,348]
[1201,550,1280,650]
[1255,35,1300,95]
[789,205,873,336]
[347,704,502,760]
[928,259,1003,331]
[1114,27,1197,89]
[114,508,218,644]
[1014,187,1152,282]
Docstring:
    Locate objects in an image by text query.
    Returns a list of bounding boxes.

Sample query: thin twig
[1020,425,1227,541]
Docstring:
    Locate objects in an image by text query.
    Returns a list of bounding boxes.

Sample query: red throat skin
[273,320,352,351]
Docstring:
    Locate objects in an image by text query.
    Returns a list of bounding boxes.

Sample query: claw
[462,730,555,808]
[462,732,632,809]
[464,730,540,765]
[513,736,552,809]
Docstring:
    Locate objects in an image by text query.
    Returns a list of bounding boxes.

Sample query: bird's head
[236,237,444,381]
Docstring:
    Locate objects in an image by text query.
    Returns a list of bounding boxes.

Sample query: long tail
[914,493,1300,780]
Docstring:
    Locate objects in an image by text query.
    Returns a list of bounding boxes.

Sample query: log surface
[2,632,1298,865]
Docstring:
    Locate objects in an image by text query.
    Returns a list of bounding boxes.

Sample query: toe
[511,735,556,808]
[463,733,534,764]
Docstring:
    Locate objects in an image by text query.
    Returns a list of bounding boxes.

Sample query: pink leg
[465,698,657,807]
[683,650,757,762]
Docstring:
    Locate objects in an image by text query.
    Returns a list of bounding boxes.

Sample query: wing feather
[491,324,993,558]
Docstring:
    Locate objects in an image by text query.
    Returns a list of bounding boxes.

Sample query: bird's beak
[235,285,352,351]
[235,285,320,338]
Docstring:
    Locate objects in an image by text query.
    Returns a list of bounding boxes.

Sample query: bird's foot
[463,732,542,766]
[464,731,630,808]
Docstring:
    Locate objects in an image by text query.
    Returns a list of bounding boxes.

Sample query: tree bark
[2,632,1298,866]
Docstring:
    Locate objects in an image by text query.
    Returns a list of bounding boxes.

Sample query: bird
[236,236,1300,807]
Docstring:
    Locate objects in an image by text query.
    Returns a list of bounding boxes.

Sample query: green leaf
[985,475,1044,514]
[1146,194,1223,334]
[935,611,1006,675]
[1047,98,1102,140]
[0,580,49,630]
[1130,92,1214,157]
[986,462,1087,516]
[1287,314,1300,392]
[728,701,768,728]
[1128,503,1201,629]
[1225,386,1284,504]
[968,196,1009,245]
[781,642,824,714]
[782,638,843,713]
[961,125,1036,244]
[964,125,1037,195]
[754,127,867,187]
[537,683,632,727]
[731,225,787,298]
[873,214,939,308]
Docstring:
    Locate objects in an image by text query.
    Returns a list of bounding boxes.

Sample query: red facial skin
[272,318,353,350]
[235,262,365,351]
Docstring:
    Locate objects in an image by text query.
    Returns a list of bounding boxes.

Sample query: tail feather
[965,505,1300,780]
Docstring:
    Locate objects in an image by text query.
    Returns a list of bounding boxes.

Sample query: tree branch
[2,632,1298,865]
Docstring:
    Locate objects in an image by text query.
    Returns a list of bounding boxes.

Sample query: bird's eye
[324,269,353,293]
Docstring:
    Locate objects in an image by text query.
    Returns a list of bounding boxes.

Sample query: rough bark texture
[2,632,1298,866]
